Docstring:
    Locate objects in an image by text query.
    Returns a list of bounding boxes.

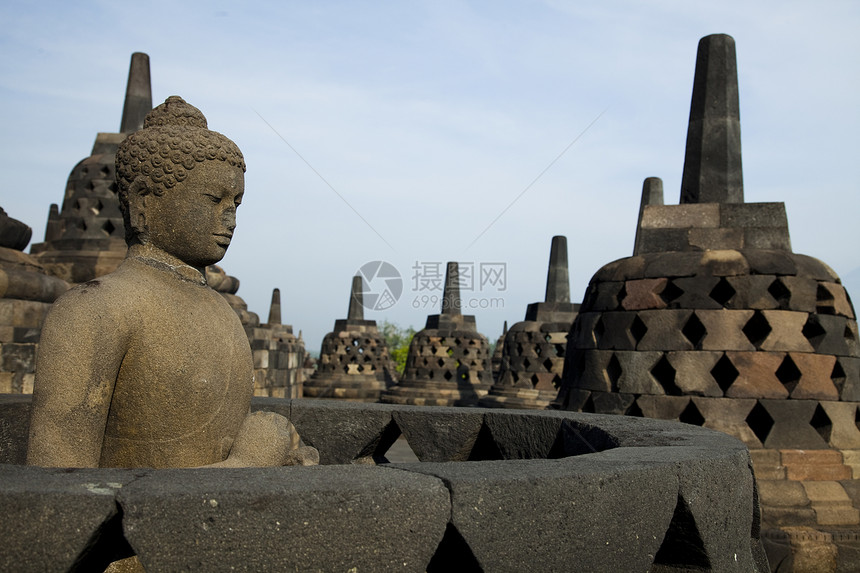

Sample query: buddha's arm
[26,290,127,467]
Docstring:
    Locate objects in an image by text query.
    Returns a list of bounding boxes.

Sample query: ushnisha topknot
[115,96,246,243]
[142,95,208,129]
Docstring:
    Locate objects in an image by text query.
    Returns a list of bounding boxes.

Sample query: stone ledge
[0,395,767,572]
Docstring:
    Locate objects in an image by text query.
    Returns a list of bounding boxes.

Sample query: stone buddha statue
[27,96,316,469]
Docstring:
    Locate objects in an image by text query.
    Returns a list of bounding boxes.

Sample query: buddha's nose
[223,208,236,231]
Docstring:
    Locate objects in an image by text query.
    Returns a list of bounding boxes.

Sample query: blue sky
[1,1,858,351]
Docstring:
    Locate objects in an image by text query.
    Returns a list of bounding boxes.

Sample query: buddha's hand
[225,411,318,467]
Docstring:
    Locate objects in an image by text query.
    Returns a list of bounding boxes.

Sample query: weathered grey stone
[621,278,668,311]
[789,353,839,401]
[633,177,664,256]
[119,466,449,572]
[639,203,720,229]
[692,397,759,446]
[392,407,484,461]
[725,275,780,310]
[290,399,399,464]
[0,208,33,251]
[635,395,691,420]
[642,251,705,279]
[593,256,646,283]
[636,309,696,351]
[402,455,679,572]
[582,281,624,312]
[700,250,750,276]
[759,310,814,352]
[596,311,639,350]
[837,357,860,401]
[742,250,798,276]
[818,401,860,449]
[720,203,788,229]
[614,350,665,395]
[696,309,756,351]
[666,350,724,397]
[0,464,141,572]
[743,227,792,251]
[671,275,724,309]
[724,351,789,399]
[758,399,828,449]
[0,394,30,464]
[792,254,841,282]
[575,350,615,392]
[591,391,637,415]
[636,228,693,254]
[679,34,743,205]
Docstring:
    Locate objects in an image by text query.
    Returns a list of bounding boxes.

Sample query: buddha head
[116,96,247,269]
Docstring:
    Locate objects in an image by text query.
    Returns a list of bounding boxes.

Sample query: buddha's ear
[126,178,151,243]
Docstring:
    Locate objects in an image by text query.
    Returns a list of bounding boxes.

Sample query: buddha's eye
[205,194,222,204]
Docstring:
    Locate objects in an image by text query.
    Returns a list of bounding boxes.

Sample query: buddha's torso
[99,257,252,468]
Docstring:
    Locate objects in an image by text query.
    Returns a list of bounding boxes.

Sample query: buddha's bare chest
[106,295,253,446]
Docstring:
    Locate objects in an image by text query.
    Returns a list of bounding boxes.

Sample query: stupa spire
[679,34,743,204]
[267,288,281,325]
[442,262,461,315]
[544,235,570,304]
[120,52,152,134]
[348,275,364,321]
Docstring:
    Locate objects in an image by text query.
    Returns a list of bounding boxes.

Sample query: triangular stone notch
[651,494,711,571]
[72,503,136,572]
[354,418,403,464]
[426,523,482,573]
[378,434,421,464]
[467,422,504,461]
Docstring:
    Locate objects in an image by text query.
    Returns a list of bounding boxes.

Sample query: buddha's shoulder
[50,261,157,312]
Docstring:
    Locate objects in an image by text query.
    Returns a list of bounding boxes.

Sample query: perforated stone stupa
[303,276,397,402]
[554,34,860,570]
[382,262,493,406]
[30,53,152,284]
[481,236,579,409]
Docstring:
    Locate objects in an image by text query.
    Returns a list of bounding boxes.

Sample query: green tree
[379,320,415,375]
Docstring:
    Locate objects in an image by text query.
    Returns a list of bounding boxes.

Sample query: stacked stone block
[0,209,68,394]
[304,276,397,402]
[30,53,152,284]
[382,263,493,406]
[481,236,579,409]
[554,34,860,571]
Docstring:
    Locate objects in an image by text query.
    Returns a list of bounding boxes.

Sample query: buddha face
[142,160,245,269]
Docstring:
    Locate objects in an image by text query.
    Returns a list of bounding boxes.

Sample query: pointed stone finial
[442,262,461,315]
[641,177,664,208]
[267,288,282,325]
[503,320,508,334]
[119,52,152,134]
[680,34,743,204]
[348,275,364,321]
[544,236,570,304]
[634,177,664,255]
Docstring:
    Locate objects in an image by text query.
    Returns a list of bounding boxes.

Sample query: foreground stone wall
[0,395,767,572]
